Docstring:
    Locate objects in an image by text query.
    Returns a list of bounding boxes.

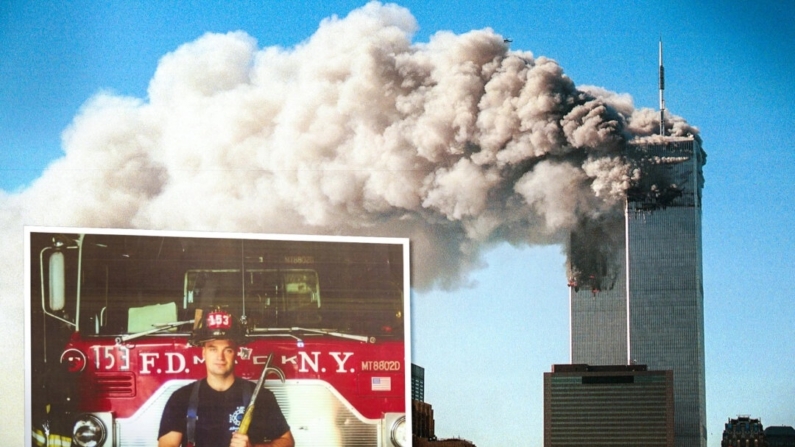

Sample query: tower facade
[569,136,706,447]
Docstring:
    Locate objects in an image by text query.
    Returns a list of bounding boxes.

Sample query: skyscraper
[569,135,706,447]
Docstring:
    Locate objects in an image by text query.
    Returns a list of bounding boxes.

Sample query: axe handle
[238,406,254,435]
[237,353,273,435]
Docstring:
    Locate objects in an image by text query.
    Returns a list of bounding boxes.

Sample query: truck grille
[94,372,135,397]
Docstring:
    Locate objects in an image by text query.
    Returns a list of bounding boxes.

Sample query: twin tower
[569,134,707,447]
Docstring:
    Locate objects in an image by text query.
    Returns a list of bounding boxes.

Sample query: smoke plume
[2,1,703,306]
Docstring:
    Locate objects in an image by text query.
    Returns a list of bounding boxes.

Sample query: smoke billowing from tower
[0,2,702,293]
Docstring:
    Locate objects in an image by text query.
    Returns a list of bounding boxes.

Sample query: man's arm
[264,430,294,447]
[158,431,183,447]
[230,430,294,447]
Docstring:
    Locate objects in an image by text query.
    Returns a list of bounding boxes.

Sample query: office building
[412,400,476,447]
[765,426,795,447]
[413,399,435,440]
[411,364,476,446]
[544,364,674,447]
[721,416,765,447]
[412,363,425,402]
[569,136,707,447]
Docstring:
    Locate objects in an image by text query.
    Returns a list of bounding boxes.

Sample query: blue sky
[2,1,795,446]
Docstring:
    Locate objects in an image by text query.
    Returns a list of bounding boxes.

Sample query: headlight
[73,414,107,447]
[389,415,407,447]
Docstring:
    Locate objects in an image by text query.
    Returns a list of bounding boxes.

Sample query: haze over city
[2,2,794,446]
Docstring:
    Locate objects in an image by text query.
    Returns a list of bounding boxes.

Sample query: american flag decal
[371,377,391,391]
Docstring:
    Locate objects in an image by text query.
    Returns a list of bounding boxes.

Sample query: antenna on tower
[659,37,666,136]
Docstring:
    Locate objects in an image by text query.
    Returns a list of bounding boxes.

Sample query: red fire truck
[29,229,409,447]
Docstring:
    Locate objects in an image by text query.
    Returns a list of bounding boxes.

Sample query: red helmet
[190,308,247,346]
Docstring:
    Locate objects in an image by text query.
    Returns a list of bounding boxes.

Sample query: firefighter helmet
[190,308,247,346]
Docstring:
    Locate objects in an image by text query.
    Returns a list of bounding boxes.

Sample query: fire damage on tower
[567,134,706,295]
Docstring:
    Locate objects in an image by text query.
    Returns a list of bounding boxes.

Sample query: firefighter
[158,309,294,447]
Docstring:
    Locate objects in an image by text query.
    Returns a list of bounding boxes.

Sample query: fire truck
[29,229,409,447]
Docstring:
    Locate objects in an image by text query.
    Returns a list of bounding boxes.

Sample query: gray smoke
[1,0,705,320]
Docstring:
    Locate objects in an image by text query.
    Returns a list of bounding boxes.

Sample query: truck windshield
[63,233,404,339]
[184,269,322,327]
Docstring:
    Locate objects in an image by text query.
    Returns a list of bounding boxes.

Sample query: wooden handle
[238,405,254,434]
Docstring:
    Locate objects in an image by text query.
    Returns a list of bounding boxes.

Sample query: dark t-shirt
[158,378,290,447]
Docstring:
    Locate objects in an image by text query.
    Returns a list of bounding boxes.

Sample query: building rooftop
[551,363,649,373]
[765,426,795,436]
